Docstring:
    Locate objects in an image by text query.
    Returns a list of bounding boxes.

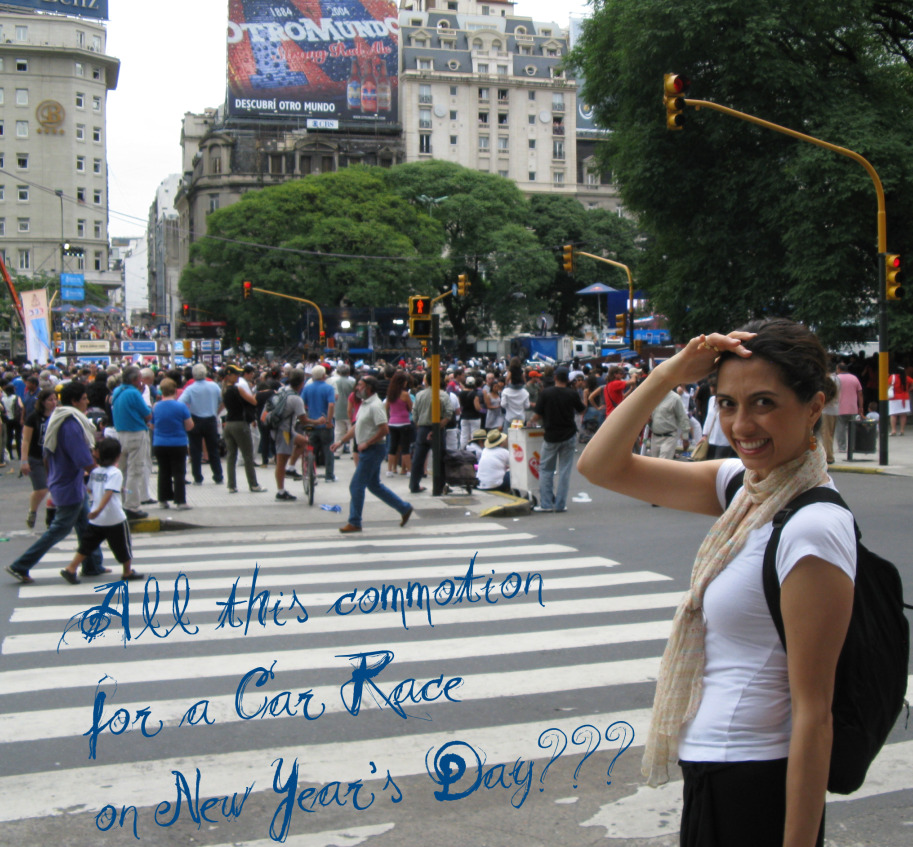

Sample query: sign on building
[227,0,399,125]
[4,1,109,22]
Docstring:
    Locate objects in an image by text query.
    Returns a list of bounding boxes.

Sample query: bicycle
[301,425,317,506]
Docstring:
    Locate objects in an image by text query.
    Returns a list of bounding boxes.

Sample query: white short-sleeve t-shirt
[678,460,856,763]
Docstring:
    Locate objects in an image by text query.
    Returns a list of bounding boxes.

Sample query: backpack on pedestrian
[261,388,293,431]
[725,471,911,794]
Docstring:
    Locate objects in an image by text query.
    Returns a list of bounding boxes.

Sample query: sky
[102,0,592,238]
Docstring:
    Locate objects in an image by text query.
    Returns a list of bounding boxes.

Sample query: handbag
[690,438,709,461]
[887,376,895,400]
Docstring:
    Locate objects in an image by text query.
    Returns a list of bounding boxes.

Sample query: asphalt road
[0,464,910,847]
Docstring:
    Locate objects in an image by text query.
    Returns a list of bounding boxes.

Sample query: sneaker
[192,480,204,486]
[532,505,554,512]
[175,503,193,511]
[250,485,268,493]
[228,487,238,494]
[25,510,36,528]
[159,501,170,509]
[325,475,337,482]
[276,490,297,501]
[213,478,224,484]
[6,565,34,584]
[125,509,149,520]
[285,469,302,480]
[60,569,80,585]
[385,471,395,477]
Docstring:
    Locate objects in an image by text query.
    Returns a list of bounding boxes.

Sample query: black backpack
[725,471,910,793]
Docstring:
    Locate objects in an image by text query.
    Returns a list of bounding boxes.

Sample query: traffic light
[243,280,252,300]
[409,317,432,338]
[182,304,189,317]
[183,339,192,357]
[457,274,470,296]
[663,73,689,130]
[409,295,432,317]
[885,253,903,301]
[615,313,626,336]
[562,244,575,273]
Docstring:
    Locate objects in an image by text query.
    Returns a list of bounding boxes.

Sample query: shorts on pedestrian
[28,456,48,490]
[77,521,133,566]
[273,430,295,456]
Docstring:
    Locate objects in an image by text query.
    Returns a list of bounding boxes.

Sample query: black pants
[188,415,223,483]
[155,444,188,505]
[680,759,824,847]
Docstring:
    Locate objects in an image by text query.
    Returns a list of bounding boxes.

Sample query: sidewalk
[0,446,518,539]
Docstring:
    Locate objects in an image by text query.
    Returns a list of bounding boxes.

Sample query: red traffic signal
[885,253,903,301]
[182,304,189,315]
[243,281,252,300]
[663,74,690,130]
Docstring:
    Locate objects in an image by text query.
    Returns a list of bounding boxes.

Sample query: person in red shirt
[601,365,636,416]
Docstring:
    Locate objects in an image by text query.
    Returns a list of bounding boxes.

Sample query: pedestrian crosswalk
[1,523,910,844]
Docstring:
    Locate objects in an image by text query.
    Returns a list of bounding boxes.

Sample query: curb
[479,491,532,518]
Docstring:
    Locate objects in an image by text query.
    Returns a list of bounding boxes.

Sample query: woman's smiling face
[716,356,825,479]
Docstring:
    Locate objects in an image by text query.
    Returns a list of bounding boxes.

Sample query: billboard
[227,0,399,124]
[22,289,53,365]
[1,1,109,21]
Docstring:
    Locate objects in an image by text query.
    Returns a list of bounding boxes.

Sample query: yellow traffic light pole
[245,285,324,343]
[676,92,891,465]
[574,251,636,349]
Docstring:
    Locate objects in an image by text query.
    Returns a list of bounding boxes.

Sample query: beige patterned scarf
[641,443,829,786]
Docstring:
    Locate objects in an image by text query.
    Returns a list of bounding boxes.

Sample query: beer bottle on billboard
[376,59,391,112]
[360,58,377,114]
[346,58,361,110]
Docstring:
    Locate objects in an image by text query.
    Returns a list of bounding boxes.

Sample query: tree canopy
[570,0,913,350]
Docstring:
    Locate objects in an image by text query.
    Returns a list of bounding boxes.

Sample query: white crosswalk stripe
[1,522,909,842]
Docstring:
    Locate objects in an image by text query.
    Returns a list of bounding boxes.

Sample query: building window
[552,117,564,135]
[0,185,4,201]
[528,139,536,149]
[478,87,489,101]
[450,135,458,145]
[478,135,490,151]
[419,133,431,154]
[92,66,102,80]
[498,169,508,178]
[16,26,28,41]
[93,189,102,204]
[0,90,4,105]
[528,171,536,181]
[478,111,489,125]
[17,217,29,233]
[210,155,222,174]
[76,155,86,172]
[528,115,536,125]
[76,30,85,48]
[448,59,460,71]
[14,120,27,139]
[478,63,488,74]
[16,89,28,106]
[94,220,102,238]
[17,186,28,201]
[92,127,101,142]
[497,136,509,152]
[77,219,86,236]
[76,187,86,202]
[585,171,599,187]
[449,109,457,120]
[76,254,85,270]
[419,84,432,104]
[91,35,102,52]
[553,140,565,160]
[75,92,85,109]
[208,193,219,213]
[449,85,458,96]
[419,108,432,129]
[94,250,103,271]
[497,65,508,75]
[0,219,4,236]
[18,249,30,270]
[16,153,27,169]
[93,158,102,174]
[498,89,509,103]
[418,58,432,71]
[553,171,565,185]
[92,96,101,111]
[75,124,85,140]
[552,93,565,112]
[75,61,85,76]
[16,59,28,73]
[0,121,4,137]
[497,112,508,125]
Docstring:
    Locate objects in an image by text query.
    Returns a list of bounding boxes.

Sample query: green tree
[571,0,913,349]
[179,167,445,350]
[527,195,643,333]
[383,161,555,348]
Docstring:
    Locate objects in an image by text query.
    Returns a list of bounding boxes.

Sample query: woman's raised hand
[656,331,756,386]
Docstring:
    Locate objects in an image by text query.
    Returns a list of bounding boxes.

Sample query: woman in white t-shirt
[578,319,854,847]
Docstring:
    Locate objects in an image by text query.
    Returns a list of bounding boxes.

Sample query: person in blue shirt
[178,363,224,485]
[302,365,336,482]
[111,366,152,519]
[152,378,193,509]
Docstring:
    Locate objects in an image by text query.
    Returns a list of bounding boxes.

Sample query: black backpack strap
[724,470,745,509]
[762,487,858,650]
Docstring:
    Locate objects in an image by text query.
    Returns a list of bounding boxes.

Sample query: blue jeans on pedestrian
[189,415,223,483]
[539,434,576,511]
[348,442,411,528]
[9,494,103,576]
